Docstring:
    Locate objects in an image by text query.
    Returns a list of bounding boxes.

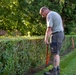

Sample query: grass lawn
[61,57,76,75]
[34,49,76,75]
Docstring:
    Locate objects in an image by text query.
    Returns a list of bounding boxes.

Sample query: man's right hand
[44,39,49,45]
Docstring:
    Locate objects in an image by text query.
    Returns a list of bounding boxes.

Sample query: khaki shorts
[50,31,64,54]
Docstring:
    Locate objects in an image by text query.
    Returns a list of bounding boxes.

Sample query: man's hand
[44,39,49,45]
[44,27,52,45]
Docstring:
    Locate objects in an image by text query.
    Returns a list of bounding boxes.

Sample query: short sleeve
[47,15,53,28]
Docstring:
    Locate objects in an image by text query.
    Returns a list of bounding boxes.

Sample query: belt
[52,31,63,34]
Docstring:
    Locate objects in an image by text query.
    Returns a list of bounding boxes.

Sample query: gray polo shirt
[46,11,64,33]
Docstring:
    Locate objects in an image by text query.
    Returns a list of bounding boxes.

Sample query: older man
[39,7,64,75]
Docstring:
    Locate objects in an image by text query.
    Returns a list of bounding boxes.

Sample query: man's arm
[44,27,52,44]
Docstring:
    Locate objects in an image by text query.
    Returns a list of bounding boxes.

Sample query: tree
[0,0,76,35]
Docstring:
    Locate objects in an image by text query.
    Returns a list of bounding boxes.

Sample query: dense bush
[61,35,76,55]
[0,35,76,75]
[0,36,46,75]
[0,0,76,35]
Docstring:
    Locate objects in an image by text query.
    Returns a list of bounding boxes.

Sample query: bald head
[39,7,49,14]
[39,7,50,18]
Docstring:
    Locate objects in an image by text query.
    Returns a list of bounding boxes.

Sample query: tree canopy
[0,0,76,36]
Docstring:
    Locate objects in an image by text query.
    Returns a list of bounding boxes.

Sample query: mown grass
[34,49,76,75]
[61,49,76,75]
[61,57,76,75]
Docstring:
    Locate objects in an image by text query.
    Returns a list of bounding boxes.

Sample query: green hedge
[0,35,76,75]
[61,35,76,54]
[0,36,46,75]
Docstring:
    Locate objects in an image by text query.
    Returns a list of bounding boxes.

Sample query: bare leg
[53,54,60,68]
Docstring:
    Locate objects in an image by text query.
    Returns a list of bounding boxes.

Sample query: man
[39,7,64,75]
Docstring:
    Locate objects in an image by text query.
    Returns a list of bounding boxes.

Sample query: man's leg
[44,53,60,75]
[48,54,60,75]
[53,54,60,75]
[53,54,60,68]
[49,32,64,75]
[49,38,61,75]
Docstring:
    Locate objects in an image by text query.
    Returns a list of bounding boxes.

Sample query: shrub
[0,35,76,75]
[0,36,46,75]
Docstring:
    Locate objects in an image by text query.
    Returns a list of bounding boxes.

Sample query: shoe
[44,72,52,75]
[57,69,60,75]
[49,67,60,75]
[49,68,58,75]
[57,67,60,75]
[57,66,60,75]
[49,68,53,73]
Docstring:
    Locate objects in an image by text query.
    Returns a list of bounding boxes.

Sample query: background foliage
[0,0,76,36]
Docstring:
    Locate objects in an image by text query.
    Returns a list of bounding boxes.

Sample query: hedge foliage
[0,35,76,75]
[61,35,76,54]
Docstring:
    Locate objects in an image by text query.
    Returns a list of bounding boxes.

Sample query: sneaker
[44,72,52,75]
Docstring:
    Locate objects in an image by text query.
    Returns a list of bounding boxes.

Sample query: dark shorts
[50,31,64,55]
